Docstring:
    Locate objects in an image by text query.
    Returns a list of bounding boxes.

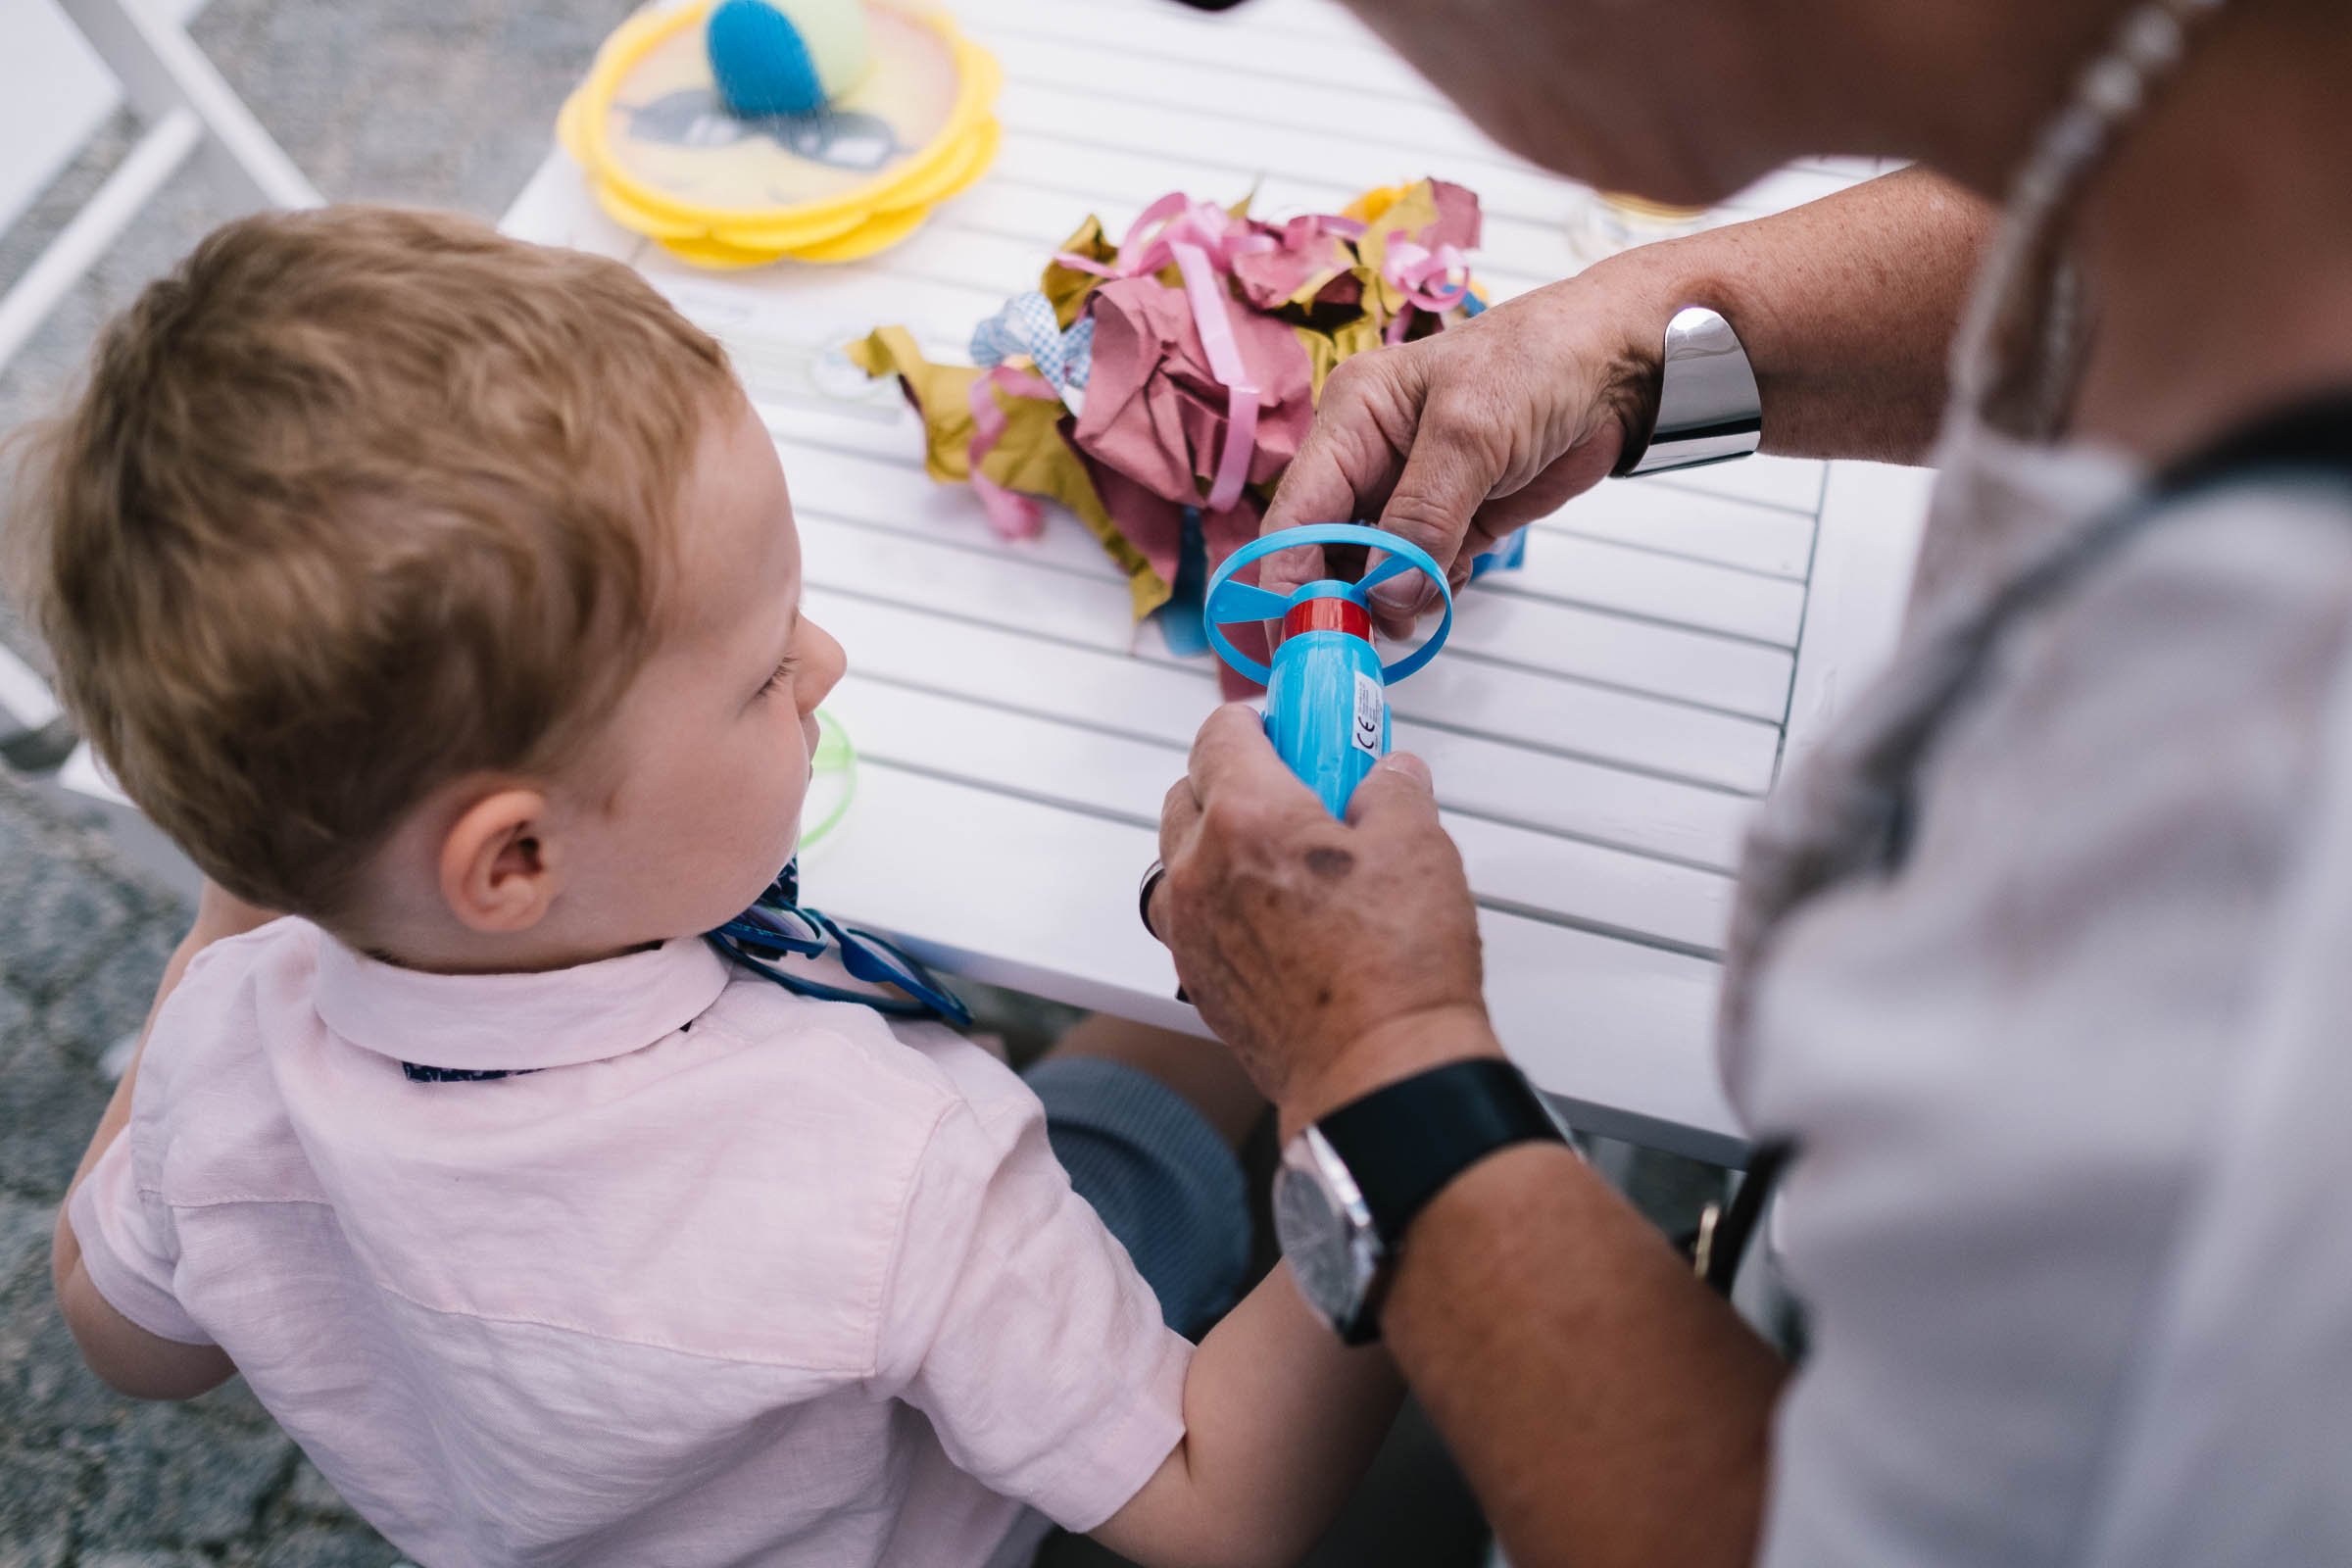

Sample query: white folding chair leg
[0,0,319,379]
[0,627,77,776]
[55,0,319,211]
[0,644,64,739]
[0,107,202,372]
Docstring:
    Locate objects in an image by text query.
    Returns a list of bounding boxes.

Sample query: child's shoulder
[124,917,328,1202]
[694,968,1034,1127]
[147,915,320,1061]
[175,909,318,974]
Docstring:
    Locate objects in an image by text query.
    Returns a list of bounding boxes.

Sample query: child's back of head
[7,206,735,927]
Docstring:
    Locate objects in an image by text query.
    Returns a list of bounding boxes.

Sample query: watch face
[1273,1163,1358,1326]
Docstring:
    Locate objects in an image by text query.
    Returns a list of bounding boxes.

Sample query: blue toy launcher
[1201,523,1454,818]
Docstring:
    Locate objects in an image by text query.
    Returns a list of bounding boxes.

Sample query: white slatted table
[498,0,1934,1163]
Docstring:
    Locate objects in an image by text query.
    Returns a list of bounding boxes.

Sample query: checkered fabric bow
[970,291,1094,400]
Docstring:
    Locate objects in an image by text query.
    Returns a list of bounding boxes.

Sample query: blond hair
[5,206,734,920]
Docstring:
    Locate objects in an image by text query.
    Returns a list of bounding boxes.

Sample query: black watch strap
[1314,1058,1568,1248]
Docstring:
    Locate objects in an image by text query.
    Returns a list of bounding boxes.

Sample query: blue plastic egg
[708,0,873,119]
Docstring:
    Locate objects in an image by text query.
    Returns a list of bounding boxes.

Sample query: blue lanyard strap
[708,862,974,1028]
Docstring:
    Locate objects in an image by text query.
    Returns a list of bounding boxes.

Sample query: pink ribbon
[1382,235,1473,311]
[966,364,1058,540]
[1379,233,1473,342]
[1057,194,1272,513]
[1055,191,1278,280]
[1167,239,1261,513]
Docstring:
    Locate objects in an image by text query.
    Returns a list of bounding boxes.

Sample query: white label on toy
[1351,671,1384,757]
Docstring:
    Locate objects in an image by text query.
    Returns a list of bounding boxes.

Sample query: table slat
[789,430,1807,648]
[1492,533,1808,647]
[975,28,1530,172]
[998,82,1575,227]
[808,760,1742,1157]
[947,0,1451,107]
[799,513,1796,719]
[811,591,1757,870]
[1637,456,1828,514]
[1540,483,1817,579]
[826,675,1733,953]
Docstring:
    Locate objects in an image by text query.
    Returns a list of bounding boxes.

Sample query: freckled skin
[1152,707,1486,1121]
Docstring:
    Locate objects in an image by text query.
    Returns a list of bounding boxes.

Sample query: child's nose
[802,619,847,708]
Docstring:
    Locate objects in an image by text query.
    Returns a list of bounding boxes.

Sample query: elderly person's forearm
[1152,711,1783,1564]
[1379,1045,1785,1568]
[1613,165,1992,466]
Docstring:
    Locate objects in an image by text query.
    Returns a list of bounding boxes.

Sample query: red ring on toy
[1282,599,1373,642]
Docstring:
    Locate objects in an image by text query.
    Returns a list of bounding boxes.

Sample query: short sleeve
[69,1134,213,1346]
[872,1092,1192,1533]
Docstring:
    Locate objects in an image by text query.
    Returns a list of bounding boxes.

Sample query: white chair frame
[0,0,321,755]
[0,0,320,378]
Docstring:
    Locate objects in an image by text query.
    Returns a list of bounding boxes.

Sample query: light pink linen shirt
[70,919,1191,1568]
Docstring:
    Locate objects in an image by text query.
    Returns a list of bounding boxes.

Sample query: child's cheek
[774,726,813,828]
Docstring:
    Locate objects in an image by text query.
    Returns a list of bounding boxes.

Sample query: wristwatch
[1614,305,1764,476]
[1274,1058,1571,1345]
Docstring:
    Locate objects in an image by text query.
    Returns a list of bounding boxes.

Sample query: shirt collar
[313,931,733,1073]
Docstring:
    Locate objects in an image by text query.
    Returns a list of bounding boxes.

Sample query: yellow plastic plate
[558,0,1001,265]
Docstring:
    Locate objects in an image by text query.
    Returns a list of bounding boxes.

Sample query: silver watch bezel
[1273,1124,1390,1343]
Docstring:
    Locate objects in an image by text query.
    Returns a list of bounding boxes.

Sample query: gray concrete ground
[1,1,632,1560]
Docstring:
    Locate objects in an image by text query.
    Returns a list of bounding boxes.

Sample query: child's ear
[438,788,561,934]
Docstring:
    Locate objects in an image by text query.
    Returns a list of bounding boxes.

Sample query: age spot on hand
[1303,846,1356,882]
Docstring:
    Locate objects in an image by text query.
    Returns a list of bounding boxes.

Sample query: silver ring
[1138,858,1167,939]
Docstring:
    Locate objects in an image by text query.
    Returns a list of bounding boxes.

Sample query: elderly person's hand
[1148,704,1502,1132]
[1259,168,1990,638]
[1258,265,1672,635]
